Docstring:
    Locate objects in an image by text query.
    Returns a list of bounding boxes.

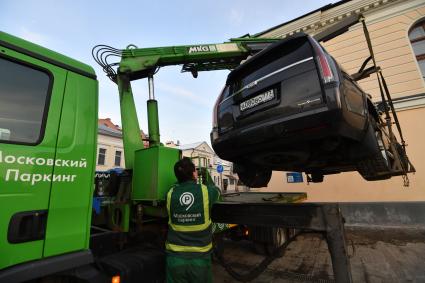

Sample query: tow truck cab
[0,31,98,274]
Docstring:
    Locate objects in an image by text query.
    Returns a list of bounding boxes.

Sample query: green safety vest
[166,183,213,254]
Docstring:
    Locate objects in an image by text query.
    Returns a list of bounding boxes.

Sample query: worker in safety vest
[166,157,220,283]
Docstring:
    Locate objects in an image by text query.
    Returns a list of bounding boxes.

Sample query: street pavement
[212,227,425,282]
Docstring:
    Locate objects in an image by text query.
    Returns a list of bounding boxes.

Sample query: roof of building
[98,118,147,139]
[254,0,351,37]
[98,123,122,138]
[98,118,121,131]
[176,141,205,151]
[176,141,216,153]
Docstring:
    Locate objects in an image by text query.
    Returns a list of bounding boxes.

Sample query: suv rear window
[228,35,313,94]
[0,57,51,144]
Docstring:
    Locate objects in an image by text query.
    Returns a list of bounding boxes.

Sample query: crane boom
[93,37,279,82]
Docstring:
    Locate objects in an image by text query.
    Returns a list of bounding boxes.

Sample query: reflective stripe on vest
[166,184,211,232]
[165,241,213,253]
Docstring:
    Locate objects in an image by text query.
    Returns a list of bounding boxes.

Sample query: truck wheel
[264,227,287,256]
[250,226,287,257]
[234,163,272,188]
[357,118,391,181]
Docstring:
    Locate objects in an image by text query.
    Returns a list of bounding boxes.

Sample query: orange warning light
[112,275,120,283]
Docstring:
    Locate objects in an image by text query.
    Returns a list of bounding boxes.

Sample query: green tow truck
[0,31,310,283]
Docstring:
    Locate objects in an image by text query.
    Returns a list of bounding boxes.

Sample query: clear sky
[2,0,331,145]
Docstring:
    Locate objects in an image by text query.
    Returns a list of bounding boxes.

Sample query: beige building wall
[258,0,425,201]
[321,1,425,100]
[96,134,125,171]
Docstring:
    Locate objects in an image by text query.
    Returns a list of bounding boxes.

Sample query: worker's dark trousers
[166,254,212,283]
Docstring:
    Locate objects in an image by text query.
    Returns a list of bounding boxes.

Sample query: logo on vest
[179,192,195,211]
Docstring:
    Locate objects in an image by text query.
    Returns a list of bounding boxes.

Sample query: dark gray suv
[211,34,395,187]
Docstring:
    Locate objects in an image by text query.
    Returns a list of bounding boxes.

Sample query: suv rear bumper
[212,106,359,163]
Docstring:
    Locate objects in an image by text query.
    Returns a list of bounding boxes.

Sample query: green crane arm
[93,37,279,169]
[93,37,279,82]
[120,37,279,80]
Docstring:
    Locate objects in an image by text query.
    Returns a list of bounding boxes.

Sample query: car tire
[357,118,391,181]
[251,227,287,257]
[234,163,272,188]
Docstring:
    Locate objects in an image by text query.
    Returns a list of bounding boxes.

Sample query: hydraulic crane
[92,37,288,207]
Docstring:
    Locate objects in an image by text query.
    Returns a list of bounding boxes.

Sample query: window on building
[114,150,122,167]
[229,178,235,185]
[409,19,425,79]
[0,57,51,144]
[98,148,106,165]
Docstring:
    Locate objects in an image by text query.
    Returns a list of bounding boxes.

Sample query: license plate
[240,89,275,112]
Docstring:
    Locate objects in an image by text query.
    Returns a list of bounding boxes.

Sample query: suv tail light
[311,38,335,84]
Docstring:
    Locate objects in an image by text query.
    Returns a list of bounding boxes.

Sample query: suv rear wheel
[357,118,391,181]
[234,163,272,188]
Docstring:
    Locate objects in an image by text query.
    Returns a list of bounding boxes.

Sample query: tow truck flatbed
[212,196,353,282]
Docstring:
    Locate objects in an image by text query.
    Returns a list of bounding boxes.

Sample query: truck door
[0,48,66,269]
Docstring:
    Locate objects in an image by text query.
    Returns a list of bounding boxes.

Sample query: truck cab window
[0,57,50,144]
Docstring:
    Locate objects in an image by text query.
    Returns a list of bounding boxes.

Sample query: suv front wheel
[234,163,272,188]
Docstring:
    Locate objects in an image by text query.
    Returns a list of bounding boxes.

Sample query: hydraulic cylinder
[147,99,160,146]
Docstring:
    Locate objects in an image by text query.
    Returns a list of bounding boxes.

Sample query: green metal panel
[43,72,98,257]
[132,147,180,201]
[0,45,66,269]
[117,77,144,169]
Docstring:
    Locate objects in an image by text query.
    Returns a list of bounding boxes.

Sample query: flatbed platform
[212,226,425,282]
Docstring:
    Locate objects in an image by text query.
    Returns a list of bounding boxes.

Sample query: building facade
[169,141,243,192]
[257,0,425,201]
[96,118,149,171]
[96,123,125,171]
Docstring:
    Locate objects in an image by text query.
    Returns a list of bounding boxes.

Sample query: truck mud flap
[99,246,165,283]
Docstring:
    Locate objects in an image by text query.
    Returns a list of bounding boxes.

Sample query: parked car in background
[211,33,396,187]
